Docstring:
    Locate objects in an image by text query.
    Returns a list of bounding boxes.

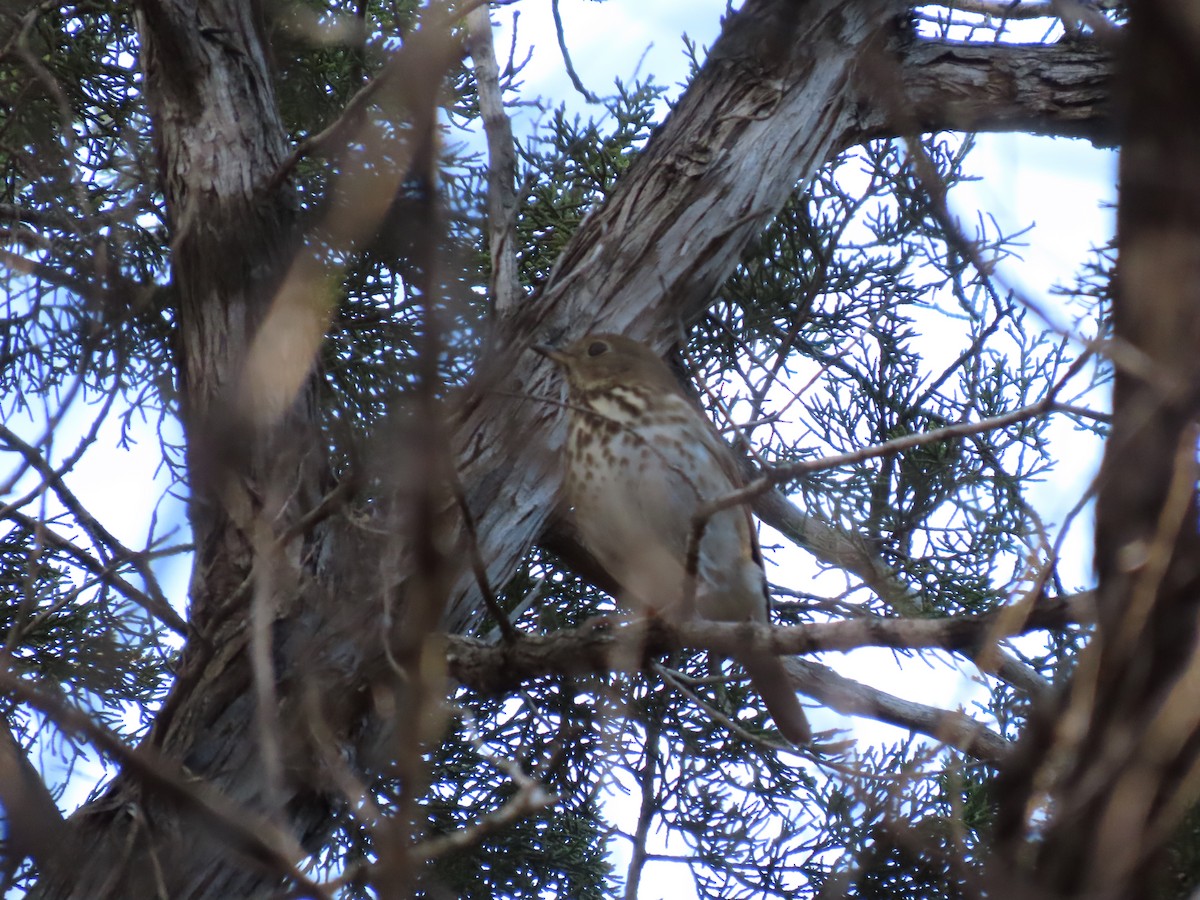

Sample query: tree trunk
[29,1,330,897]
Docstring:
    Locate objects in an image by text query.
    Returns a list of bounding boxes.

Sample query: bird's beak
[532,343,567,365]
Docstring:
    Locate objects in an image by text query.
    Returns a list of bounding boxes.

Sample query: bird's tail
[743,654,811,746]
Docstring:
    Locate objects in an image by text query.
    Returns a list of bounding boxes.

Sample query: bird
[533,333,812,746]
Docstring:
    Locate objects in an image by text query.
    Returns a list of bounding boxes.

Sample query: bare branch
[701,356,1091,523]
[787,658,1011,763]
[550,0,598,103]
[934,0,1120,35]
[446,593,1089,697]
[939,0,1058,19]
[753,487,925,617]
[864,38,1115,145]
[465,4,521,315]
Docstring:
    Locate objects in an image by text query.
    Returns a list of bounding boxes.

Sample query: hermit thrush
[534,333,811,746]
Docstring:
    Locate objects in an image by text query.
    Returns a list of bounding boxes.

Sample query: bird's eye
[586,340,609,358]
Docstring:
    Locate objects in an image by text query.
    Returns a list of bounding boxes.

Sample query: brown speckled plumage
[535,333,811,746]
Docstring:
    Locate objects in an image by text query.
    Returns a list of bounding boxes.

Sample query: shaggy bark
[882,38,1115,144]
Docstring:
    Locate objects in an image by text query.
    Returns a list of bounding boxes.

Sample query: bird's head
[532,333,681,396]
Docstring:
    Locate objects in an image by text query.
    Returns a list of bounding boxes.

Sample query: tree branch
[445,593,1089,697]
[445,602,1070,762]
[788,657,1011,763]
[861,37,1115,145]
[701,357,1091,523]
[753,487,925,617]
[939,0,1058,19]
[465,4,521,315]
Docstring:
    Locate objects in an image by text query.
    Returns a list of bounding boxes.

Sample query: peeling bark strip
[995,3,1200,897]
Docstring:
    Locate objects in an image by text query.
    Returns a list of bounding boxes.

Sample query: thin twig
[412,756,556,861]
[697,352,1092,522]
[265,59,396,196]
[654,662,795,755]
[622,695,662,900]
[551,0,598,102]
[448,468,517,641]
[265,0,494,195]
